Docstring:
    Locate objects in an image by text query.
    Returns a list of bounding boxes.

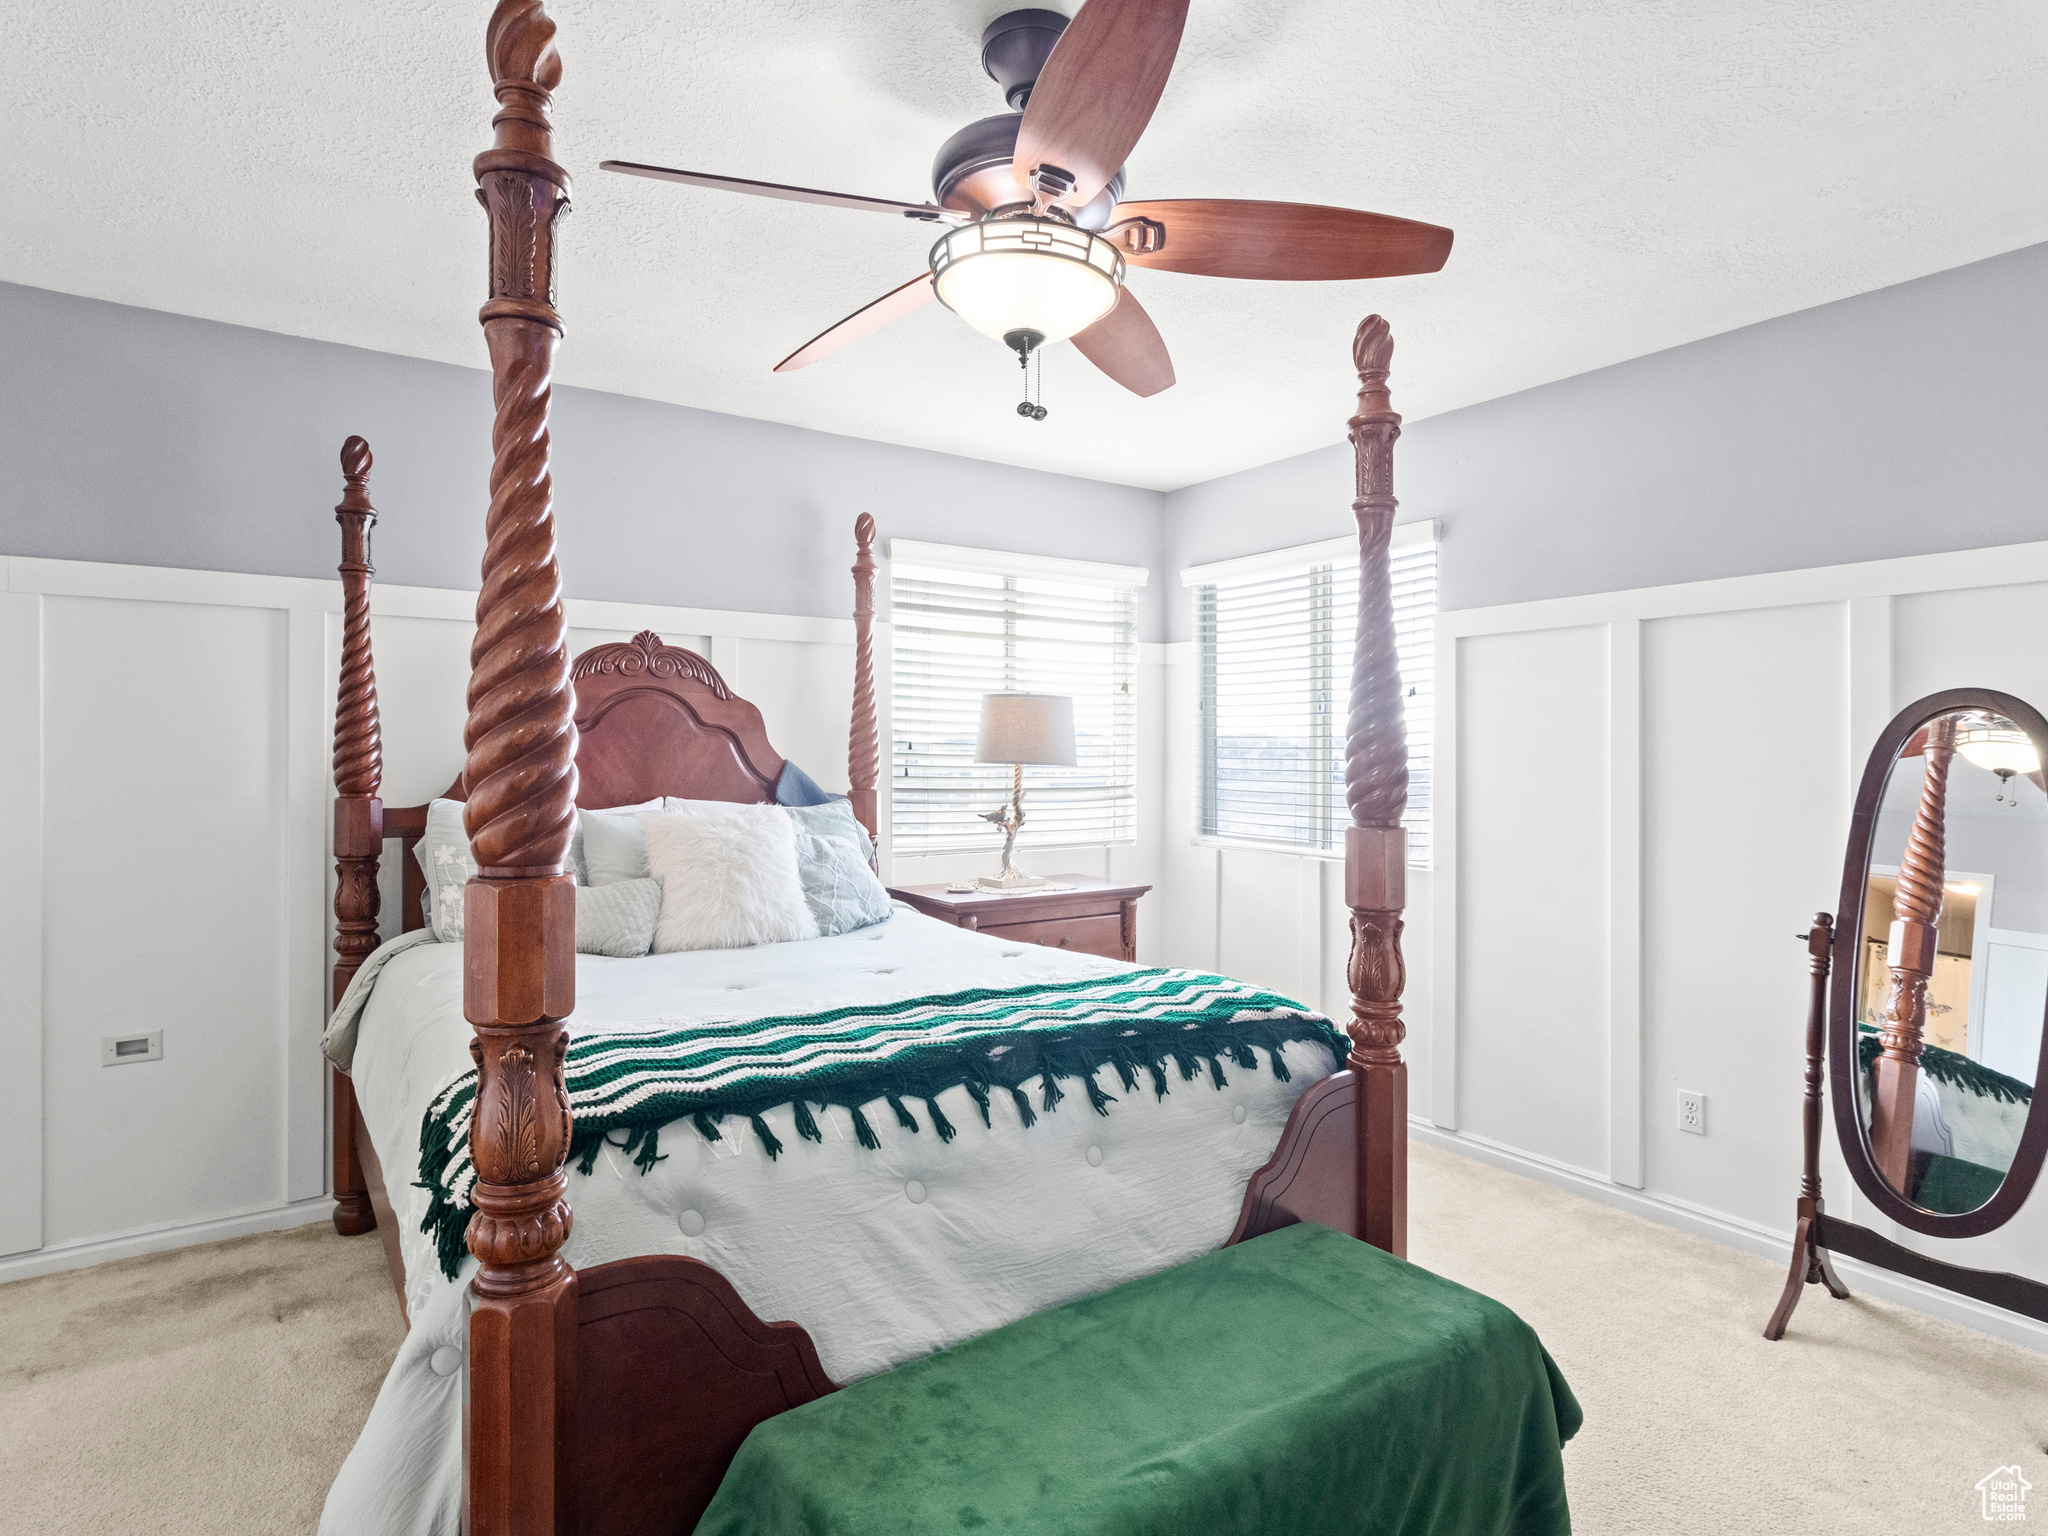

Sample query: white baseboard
[1410,1120,2048,1355]
[0,1196,335,1284]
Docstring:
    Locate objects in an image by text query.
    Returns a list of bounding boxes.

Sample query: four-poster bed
[317,5,1454,1531]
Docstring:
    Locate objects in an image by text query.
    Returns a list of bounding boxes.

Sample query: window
[1184,525,1436,864]
[889,540,1145,856]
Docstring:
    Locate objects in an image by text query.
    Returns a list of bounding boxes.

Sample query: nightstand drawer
[980,913,1126,959]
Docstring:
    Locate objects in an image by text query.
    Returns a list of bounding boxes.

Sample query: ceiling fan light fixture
[930,217,1123,349]
[1956,721,2040,776]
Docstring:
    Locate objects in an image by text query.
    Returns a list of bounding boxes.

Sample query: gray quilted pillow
[785,802,892,937]
[575,877,662,958]
[416,799,476,943]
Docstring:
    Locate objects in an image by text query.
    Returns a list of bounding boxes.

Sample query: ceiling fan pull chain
[1014,347,1048,421]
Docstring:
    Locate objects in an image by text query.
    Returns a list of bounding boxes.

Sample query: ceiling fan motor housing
[934,9,1125,230]
[932,114,1125,230]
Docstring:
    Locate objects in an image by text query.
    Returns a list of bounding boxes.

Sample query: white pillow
[579,798,669,885]
[642,802,821,953]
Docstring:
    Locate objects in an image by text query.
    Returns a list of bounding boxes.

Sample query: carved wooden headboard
[380,630,788,934]
[568,631,786,806]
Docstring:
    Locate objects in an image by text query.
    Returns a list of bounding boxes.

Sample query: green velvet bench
[695,1222,1581,1536]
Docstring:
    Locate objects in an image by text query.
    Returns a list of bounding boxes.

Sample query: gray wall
[0,283,1170,636]
[1163,241,2048,638]
[14,239,2048,648]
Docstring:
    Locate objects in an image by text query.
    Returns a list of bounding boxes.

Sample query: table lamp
[973,691,1076,890]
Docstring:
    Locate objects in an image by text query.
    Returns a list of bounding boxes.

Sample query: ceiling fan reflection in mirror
[602,1,1454,417]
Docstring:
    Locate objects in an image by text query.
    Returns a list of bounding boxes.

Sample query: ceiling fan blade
[1072,287,1175,397]
[1107,199,1454,280]
[602,161,958,223]
[773,274,938,374]
[1012,0,1189,209]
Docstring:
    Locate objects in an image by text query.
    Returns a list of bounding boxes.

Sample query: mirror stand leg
[1763,1216,1817,1340]
[1808,1223,1851,1299]
[1764,1212,1852,1340]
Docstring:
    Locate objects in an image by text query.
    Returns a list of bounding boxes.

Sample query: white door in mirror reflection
[1979,931,2048,1086]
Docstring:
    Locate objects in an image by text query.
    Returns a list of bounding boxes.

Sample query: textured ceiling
[10,2,2047,490]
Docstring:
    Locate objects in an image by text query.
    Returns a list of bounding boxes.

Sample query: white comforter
[321,906,1334,1535]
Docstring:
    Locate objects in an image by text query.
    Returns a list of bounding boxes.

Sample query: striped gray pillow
[574,877,662,958]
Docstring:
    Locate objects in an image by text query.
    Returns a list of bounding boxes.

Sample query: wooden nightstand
[887,876,1152,963]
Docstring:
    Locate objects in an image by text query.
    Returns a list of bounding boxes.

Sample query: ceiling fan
[602,1,1453,410]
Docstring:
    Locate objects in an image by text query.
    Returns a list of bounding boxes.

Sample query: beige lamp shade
[975,692,1076,767]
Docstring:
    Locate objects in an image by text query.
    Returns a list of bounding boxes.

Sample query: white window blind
[890,541,1145,856]
[1185,527,1436,864]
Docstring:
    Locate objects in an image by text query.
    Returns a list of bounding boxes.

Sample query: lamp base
[974,870,1049,892]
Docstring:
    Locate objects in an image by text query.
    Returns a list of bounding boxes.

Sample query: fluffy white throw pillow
[642,802,820,953]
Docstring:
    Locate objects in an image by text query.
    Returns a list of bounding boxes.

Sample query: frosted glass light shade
[931,218,1122,346]
[976,692,1076,766]
[1957,724,2040,775]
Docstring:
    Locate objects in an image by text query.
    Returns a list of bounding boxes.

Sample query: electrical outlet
[1678,1090,1706,1135]
[101,1030,162,1066]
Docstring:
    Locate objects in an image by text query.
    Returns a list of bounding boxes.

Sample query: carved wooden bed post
[465,4,580,1532]
[331,435,382,1237]
[1869,714,1955,1190]
[1344,315,1410,1258]
[849,513,880,842]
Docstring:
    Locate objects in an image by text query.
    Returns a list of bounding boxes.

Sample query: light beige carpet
[3,1146,2044,1534]
[1406,1147,2048,1536]
[0,1222,399,1536]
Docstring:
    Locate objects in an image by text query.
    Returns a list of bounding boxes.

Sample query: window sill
[1188,835,1431,872]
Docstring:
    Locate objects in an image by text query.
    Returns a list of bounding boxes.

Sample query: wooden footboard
[574,1257,836,1536]
[1228,1071,1358,1245]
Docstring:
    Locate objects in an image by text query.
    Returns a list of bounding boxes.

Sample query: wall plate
[1678,1089,1706,1135]
[101,1030,162,1066]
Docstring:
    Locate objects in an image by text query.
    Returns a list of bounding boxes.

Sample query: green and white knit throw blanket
[418,968,1347,1278]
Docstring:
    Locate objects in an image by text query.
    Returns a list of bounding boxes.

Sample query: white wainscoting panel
[1426,539,2048,1349]
[1453,624,1612,1176]
[1640,602,1845,1229]
[284,607,329,1204]
[0,593,44,1257]
[40,595,291,1246]
[729,635,854,793]
[1894,582,2048,706]
[1216,846,1310,999]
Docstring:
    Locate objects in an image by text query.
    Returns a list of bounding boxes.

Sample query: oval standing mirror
[1833,689,2048,1235]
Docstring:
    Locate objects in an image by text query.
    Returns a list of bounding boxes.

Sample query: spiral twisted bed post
[849,513,880,843]
[464,5,580,1532]
[1869,714,1955,1192]
[330,435,383,1237]
[1343,315,1411,1257]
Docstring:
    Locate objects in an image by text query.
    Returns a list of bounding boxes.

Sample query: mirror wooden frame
[1765,686,2048,1339]
[1832,687,2048,1237]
